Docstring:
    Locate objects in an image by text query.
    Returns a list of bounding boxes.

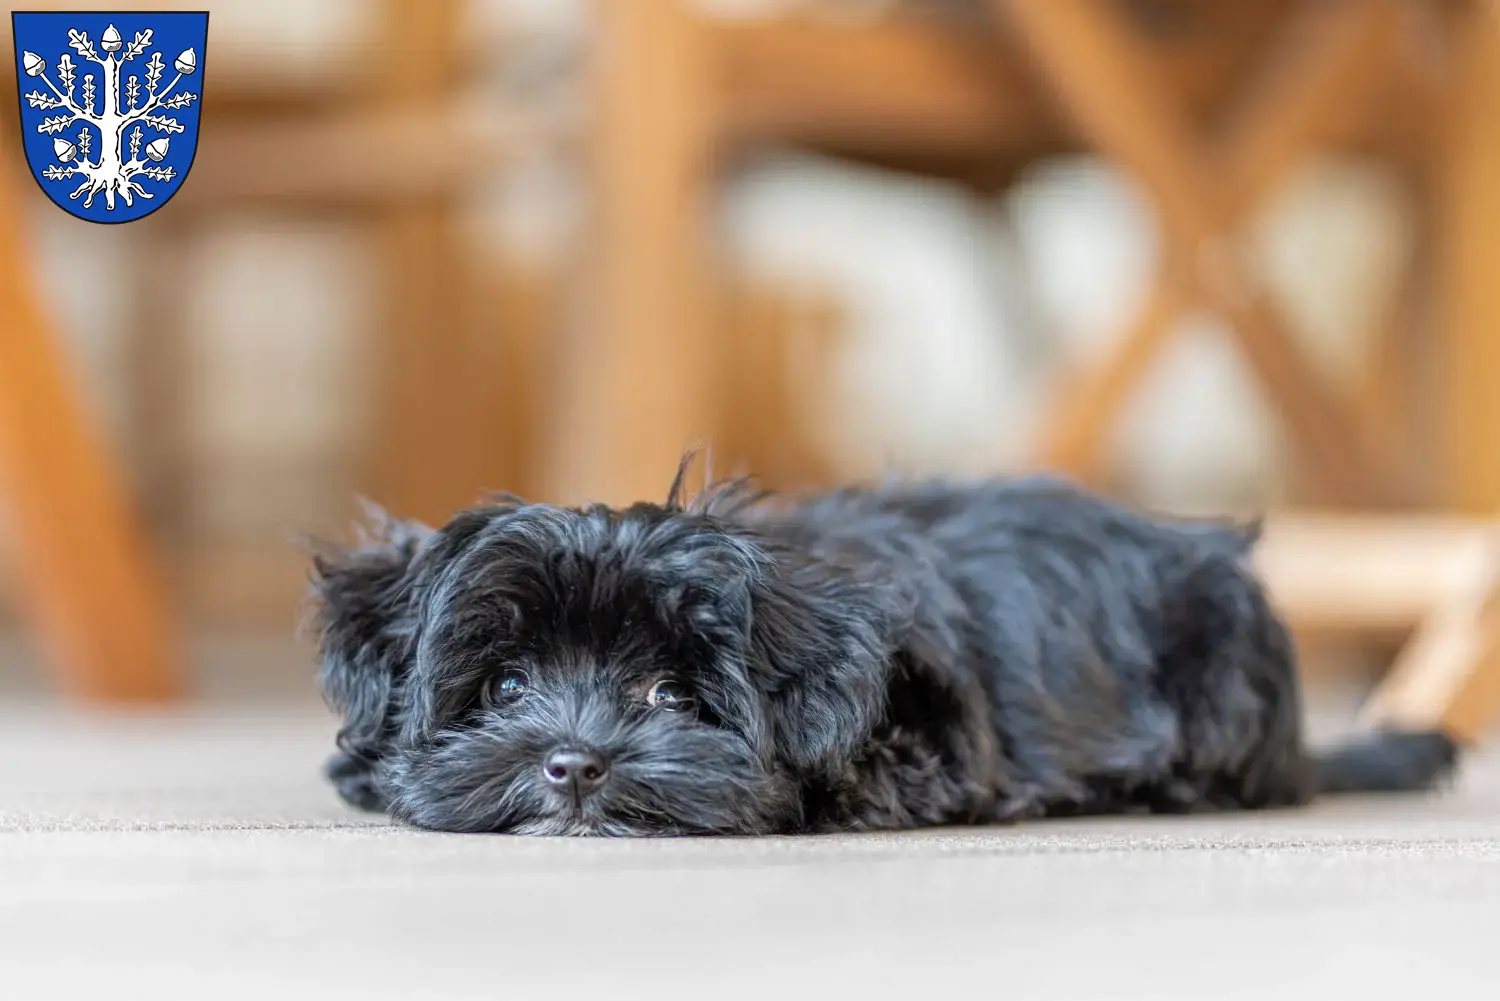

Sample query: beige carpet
[2,697,1499,1001]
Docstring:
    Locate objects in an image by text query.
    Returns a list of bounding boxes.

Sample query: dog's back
[733,475,1454,825]
[738,475,1258,620]
[785,474,1252,550]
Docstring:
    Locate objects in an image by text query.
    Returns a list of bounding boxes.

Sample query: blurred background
[0,0,1497,718]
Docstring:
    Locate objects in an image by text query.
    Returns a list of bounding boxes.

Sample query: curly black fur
[307,470,1459,835]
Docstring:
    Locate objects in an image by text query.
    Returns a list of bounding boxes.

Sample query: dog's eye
[646,678,695,713]
[485,668,530,707]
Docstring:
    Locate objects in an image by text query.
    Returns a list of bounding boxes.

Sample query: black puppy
[309,469,1458,835]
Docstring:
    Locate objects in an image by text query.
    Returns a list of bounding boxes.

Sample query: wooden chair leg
[1435,1,1500,515]
[0,172,183,702]
[1034,260,1191,483]
[1251,514,1500,743]
[1359,4,1500,744]
[125,213,193,560]
[547,0,719,507]
[367,0,474,526]
[717,280,844,494]
[370,201,472,525]
[1359,537,1500,744]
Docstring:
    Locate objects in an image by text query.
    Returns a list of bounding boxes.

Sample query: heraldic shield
[13,11,207,224]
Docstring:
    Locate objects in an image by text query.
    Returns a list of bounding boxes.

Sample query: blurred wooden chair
[1257,512,1500,744]
[563,0,1449,505]
[145,0,504,528]
[561,0,1037,506]
[1000,0,1408,506]
[0,0,553,630]
[1355,9,1500,743]
[109,0,557,623]
[569,0,1500,739]
[995,0,1500,739]
[0,162,182,702]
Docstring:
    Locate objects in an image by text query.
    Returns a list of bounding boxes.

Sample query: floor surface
[1,692,1498,1001]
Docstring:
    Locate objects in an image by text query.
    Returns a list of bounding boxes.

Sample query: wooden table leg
[547,0,719,507]
[0,172,183,702]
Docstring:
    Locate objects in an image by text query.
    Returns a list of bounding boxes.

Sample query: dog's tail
[1310,728,1461,796]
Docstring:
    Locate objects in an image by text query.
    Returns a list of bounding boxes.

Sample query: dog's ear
[307,504,433,807]
[748,553,901,779]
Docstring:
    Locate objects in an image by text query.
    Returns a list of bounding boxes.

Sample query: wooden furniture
[95,0,537,625]
[563,0,1454,506]
[1258,514,1500,744]
[993,0,1500,740]
[0,163,182,702]
[0,0,536,641]
[148,0,488,531]
[568,0,1500,739]
[1004,0,1400,506]
[1356,14,1500,744]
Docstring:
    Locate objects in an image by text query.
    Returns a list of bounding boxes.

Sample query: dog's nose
[542,748,610,797]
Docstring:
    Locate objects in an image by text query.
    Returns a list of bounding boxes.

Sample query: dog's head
[308,483,897,836]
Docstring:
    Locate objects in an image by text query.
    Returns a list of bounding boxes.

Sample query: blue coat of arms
[12,11,207,224]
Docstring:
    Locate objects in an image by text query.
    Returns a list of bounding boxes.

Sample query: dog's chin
[399,775,763,837]
[494,784,678,837]
[506,806,677,838]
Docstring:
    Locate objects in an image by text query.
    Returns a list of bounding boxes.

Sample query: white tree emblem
[22,24,197,210]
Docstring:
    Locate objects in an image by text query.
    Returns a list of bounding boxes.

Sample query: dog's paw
[323,750,388,812]
[991,791,1044,824]
[1145,778,1207,815]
